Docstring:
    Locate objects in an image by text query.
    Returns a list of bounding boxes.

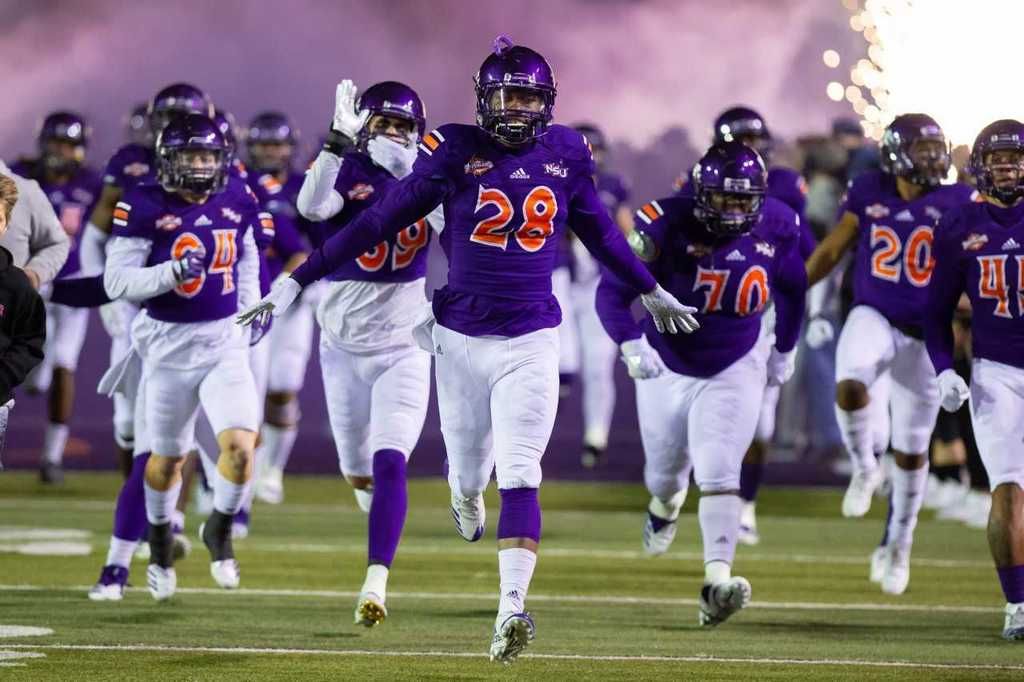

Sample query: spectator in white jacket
[0,159,69,289]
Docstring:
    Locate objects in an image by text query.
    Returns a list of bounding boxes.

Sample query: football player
[805,114,975,594]
[10,112,102,483]
[295,80,436,627]
[124,103,151,147]
[239,36,697,662]
[244,111,314,506]
[566,122,632,469]
[598,141,806,627]
[80,83,215,478]
[677,106,814,544]
[925,119,1024,640]
[102,114,266,601]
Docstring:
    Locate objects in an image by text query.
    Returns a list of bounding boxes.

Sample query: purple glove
[172,251,206,283]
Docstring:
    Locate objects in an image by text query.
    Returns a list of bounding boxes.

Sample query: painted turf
[0,583,1002,614]
[1,643,1022,672]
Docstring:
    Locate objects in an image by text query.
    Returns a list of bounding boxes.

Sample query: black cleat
[39,462,65,485]
[580,445,604,469]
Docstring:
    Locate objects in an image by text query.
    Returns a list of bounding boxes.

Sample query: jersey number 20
[870,225,933,287]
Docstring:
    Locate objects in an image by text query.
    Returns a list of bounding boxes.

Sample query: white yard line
[2,643,1021,671]
[0,583,999,614]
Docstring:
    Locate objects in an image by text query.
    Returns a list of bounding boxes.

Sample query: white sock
[170,509,186,532]
[649,489,686,521]
[42,423,69,465]
[353,487,373,513]
[239,479,256,514]
[699,494,742,566]
[144,481,182,526]
[263,423,299,472]
[583,426,609,451]
[213,469,249,515]
[887,464,929,550]
[361,564,389,601]
[835,404,877,472]
[705,559,732,585]
[498,547,537,616]
[105,536,138,569]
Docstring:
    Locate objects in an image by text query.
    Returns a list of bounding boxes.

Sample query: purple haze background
[3,0,859,190]
[3,0,860,481]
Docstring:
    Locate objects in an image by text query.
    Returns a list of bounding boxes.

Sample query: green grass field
[1,472,1022,680]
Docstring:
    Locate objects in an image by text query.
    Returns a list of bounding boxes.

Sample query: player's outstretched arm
[924,222,966,377]
[805,210,858,286]
[571,181,698,334]
[288,173,447,288]
[297,152,345,221]
[80,185,121,274]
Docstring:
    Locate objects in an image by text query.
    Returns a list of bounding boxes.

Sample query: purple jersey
[597,195,807,378]
[926,200,1024,372]
[9,160,101,278]
[103,144,156,190]
[248,171,309,285]
[678,166,815,259]
[841,170,975,332]
[112,181,272,323]
[597,170,630,214]
[290,123,657,338]
[318,151,431,284]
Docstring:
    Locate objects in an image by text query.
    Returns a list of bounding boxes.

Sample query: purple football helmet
[37,111,89,174]
[969,119,1024,204]
[245,111,299,174]
[212,109,239,152]
[126,102,151,146]
[357,81,426,145]
[714,106,773,162]
[573,123,606,152]
[879,113,950,186]
[474,35,556,146]
[147,82,214,139]
[156,113,229,195]
[692,141,768,238]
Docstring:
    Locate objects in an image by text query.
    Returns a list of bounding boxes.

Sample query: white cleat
[231,522,250,540]
[963,491,992,530]
[210,559,240,589]
[738,501,760,546]
[699,577,752,627]
[256,468,284,505]
[1003,602,1024,640]
[354,592,388,627]
[869,546,888,584]
[133,542,151,561]
[489,612,535,664]
[881,546,910,595]
[642,515,677,556]
[88,565,129,602]
[172,533,192,561]
[450,490,486,542]
[146,564,176,601]
[842,466,884,518]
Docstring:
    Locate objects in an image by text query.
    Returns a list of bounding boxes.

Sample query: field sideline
[1,472,1022,680]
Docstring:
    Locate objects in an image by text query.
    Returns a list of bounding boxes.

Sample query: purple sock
[648,511,672,533]
[497,488,542,542]
[112,452,150,541]
[997,565,1024,603]
[739,460,764,502]
[367,449,407,568]
[234,508,249,527]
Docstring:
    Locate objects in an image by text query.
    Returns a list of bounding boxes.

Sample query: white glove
[805,317,835,349]
[236,277,302,327]
[367,136,418,179]
[411,305,436,354]
[333,79,371,139]
[937,369,970,412]
[620,335,667,379]
[640,285,700,334]
[766,348,796,386]
[99,301,131,337]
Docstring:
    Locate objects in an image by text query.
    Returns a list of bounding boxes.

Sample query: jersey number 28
[471,185,557,253]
